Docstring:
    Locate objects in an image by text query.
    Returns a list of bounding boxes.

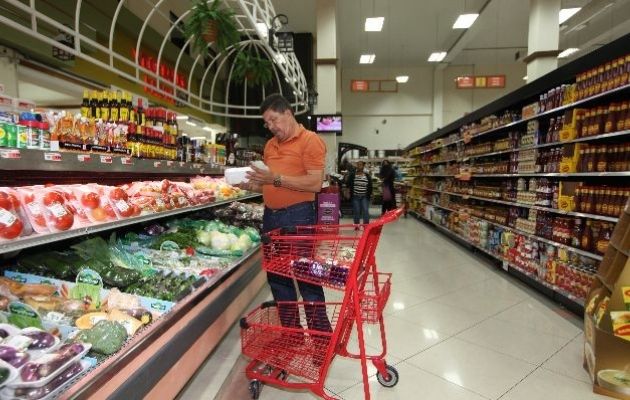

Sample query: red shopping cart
[240,208,403,400]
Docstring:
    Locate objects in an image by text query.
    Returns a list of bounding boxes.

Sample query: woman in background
[348,161,372,224]
[379,159,396,214]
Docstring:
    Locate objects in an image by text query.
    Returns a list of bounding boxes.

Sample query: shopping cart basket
[240,208,403,400]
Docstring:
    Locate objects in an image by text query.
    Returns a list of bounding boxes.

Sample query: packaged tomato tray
[70,184,118,224]
[102,186,138,219]
[17,188,76,233]
[0,188,33,241]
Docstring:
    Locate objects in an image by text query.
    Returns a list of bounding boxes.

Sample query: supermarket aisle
[179,216,607,400]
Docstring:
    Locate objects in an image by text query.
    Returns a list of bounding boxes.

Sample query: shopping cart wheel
[376,365,399,387]
[249,380,262,399]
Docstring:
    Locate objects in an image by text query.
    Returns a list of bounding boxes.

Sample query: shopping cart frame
[241,208,403,400]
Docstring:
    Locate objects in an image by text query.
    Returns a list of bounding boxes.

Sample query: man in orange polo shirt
[245,94,331,332]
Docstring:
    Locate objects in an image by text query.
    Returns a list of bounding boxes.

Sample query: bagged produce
[75,320,127,356]
[0,187,32,241]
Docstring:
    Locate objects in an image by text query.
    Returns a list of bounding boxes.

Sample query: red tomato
[161,180,171,193]
[116,202,134,218]
[103,204,117,218]
[43,191,65,206]
[63,191,76,202]
[131,205,141,216]
[185,247,195,256]
[0,217,23,239]
[0,193,11,210]
[109,188,128,201]
[65,203,77,215]
[91,207,107,221]
[22,193,34,203]
[33,214,46,227]
[53,212,74,231]
[81,192,100,209]
[6,194,20,209]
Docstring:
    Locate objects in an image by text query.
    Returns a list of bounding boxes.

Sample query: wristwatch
[273,175,282,187]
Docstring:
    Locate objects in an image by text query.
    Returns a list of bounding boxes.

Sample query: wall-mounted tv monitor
[314,115,342,132]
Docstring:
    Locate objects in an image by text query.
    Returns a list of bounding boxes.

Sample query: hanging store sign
[131,49,188,106]
[456,75,506,89]
[351,80,369,92]
[456,76,475,89]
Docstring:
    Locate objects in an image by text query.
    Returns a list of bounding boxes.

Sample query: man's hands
[246,164,275,185]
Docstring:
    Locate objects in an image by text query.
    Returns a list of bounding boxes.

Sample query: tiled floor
[178,216,609,400]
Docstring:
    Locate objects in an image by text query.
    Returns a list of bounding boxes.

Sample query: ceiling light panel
[396,76,409,83]
[558,48,579,58]
[453,14,479,29]
[428,52,447,62]
[359,54,375,64]
[365,17,384,32]
[559,8,581,24]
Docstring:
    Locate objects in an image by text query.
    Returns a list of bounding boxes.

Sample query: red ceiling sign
[351,80,369,92]
[487,75,506,88]
[456,76,474,89]
[456,75,506,89]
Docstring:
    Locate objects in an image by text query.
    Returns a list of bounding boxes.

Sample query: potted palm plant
[232,51,274,87]
[184,0,240,55]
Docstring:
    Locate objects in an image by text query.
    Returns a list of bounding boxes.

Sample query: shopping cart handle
[373,208,404,224]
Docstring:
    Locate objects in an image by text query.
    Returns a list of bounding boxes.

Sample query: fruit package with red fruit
[18,186,76,233]
[54,185,93,228]
[0,187,32,241]
[103,186,137,219]
[71,184,119,224]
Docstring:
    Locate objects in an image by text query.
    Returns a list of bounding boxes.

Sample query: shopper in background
[348,161,373,225]
[244,93,332,333]
[379,159,397,214]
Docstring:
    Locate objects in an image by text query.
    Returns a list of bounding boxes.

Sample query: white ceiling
[272,0,629,68]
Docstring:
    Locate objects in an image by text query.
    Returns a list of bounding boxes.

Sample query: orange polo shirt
[263,125,326,209]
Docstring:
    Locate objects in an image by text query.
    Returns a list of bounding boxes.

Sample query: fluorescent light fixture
[396,75,409,83]
[559,8,581,24]
[359,54,375,64]
[256,22,268,40]
[453,13,479,29]
[523,76,528,80]
[428,51,447,62]
[558,47,579,58]
[176,115,189,120]
[202,126,213,132]
[364,17,384,31]
[185,121,197,127]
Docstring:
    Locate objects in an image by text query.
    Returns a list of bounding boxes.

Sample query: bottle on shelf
[581,220,593,252]
[110,91,119,122]
[81,89,90,119]
[572,218,583,248]
[89,90,98,119]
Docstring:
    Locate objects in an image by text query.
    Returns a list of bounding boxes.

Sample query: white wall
[341,66,434,150]
[441,63,527,127]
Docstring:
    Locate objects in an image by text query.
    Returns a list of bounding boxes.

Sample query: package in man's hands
[224,167,253,185]
[251,161,269,171]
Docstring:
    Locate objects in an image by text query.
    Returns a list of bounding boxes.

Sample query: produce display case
[406,33,630,314]
[0,153,266,398]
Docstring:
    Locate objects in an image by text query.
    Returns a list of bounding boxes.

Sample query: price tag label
[502,261,509,271]
[121,157,133,165]
[193,163,201,169]
[43,152,62,162]
[166,161,174,167]
[1,149,21,159]
[77,154,91,163]
[100,155,112,164]
[153,161,161,168]
[179,162,185,167]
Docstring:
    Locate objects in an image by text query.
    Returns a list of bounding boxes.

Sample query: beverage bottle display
[90,90,98,119]
[571,218,583,248]
[110,91,119,122]
[81,89,90,118]
[581,220,593,252]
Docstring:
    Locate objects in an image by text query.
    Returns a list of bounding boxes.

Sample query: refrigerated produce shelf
[0,193,261,255]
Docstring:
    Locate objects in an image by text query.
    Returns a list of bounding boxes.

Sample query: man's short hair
[260,94,293,115]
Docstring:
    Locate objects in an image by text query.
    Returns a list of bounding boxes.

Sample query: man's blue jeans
[263,201,332,332]
[352,195,370,224]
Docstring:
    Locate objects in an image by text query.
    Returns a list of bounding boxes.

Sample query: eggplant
[14,362,85,400]
[9,351,30,368]
[23,331,56,350]
[21,362,39,382]
[37,355,67,378]
[57,343,84,358]
[0,329,9,339]
[0,345,16,361]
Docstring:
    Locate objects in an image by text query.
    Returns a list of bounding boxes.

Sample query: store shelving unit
[405,33,630,313]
